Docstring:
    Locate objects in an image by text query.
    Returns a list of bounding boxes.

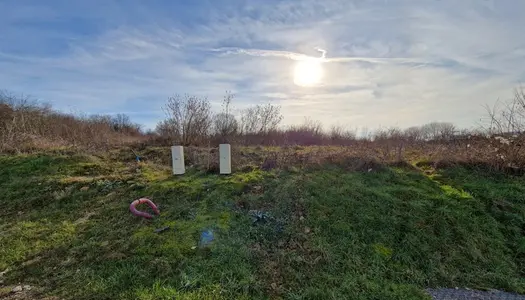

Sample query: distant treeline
[1,88,524,153]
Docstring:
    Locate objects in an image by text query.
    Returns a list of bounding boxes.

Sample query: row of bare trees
[153,92,466,146]
[155,92,284,145]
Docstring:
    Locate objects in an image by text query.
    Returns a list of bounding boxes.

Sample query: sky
[1,0,524,131]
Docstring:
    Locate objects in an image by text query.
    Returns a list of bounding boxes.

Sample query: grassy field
[1,147,524,299]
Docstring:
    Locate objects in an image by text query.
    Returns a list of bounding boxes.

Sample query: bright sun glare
[293,59,323,87]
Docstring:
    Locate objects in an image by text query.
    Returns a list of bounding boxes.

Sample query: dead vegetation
[0,91,147,153]
[2,88,525,173]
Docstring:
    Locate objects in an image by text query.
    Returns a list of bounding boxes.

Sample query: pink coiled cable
[129,198,160,219]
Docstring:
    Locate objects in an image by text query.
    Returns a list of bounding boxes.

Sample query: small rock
[23,285,31,291]
[80,186,89,191]
[304,227,311,234]
[12,285,23,293]
[299,216,305,221]
[191,246,197,250]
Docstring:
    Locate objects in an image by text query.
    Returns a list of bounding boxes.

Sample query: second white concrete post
[219,144,231,174]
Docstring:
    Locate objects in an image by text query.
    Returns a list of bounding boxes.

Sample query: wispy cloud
[213,47,428,65]
[1,0,524,130]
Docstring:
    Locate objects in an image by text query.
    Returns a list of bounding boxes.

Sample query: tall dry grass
[0,91,146,153]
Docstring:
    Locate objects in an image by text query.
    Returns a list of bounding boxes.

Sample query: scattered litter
[154,226,170,233]
[249,210,272,225]
[191,246,197,250]
[129,198,160,219]
[304,227,311,234]
[199,229,215,248]
[131,149,142,163]
[23,285,31,291]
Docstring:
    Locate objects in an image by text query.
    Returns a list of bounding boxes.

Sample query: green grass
[0,151,524,299]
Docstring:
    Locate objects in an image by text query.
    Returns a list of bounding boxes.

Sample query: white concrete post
[171,146,185,175]
[219,144,231,174]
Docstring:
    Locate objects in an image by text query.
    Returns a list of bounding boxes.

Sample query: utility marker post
[219,144,231,174]
[171,146,185,175]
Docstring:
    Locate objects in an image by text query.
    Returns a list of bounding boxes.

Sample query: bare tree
[328,124,356,142]
[329,124,345,140]
[240,102,283,134]
[158,94,212,146]
[110,114,141,134]
[420,122,456,141]
[485,87,525,135]
[213,92,238,138]
[404,126,424,142]
[301,117,323,135]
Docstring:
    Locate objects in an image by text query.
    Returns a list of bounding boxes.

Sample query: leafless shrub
[480,87,525,170]
[485,87,525,135]
[157,94,212,146]
[329,124,356,144]
[404,126,425,142]
[212,92,239,142]
[240,102,283,135]
[420,122,456,141]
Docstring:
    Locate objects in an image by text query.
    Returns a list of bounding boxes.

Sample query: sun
[293,59,323,86]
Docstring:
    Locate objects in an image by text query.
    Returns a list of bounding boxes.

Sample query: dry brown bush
[0,91,145,153]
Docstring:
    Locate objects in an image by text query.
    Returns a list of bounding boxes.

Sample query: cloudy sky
[1,0,524,131]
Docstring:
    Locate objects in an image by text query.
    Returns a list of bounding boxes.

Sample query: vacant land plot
[1,147,524,299]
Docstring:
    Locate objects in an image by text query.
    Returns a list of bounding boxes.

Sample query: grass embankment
[0,148,524,299]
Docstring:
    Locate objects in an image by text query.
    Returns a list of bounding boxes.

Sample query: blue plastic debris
[199,229,215,248]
